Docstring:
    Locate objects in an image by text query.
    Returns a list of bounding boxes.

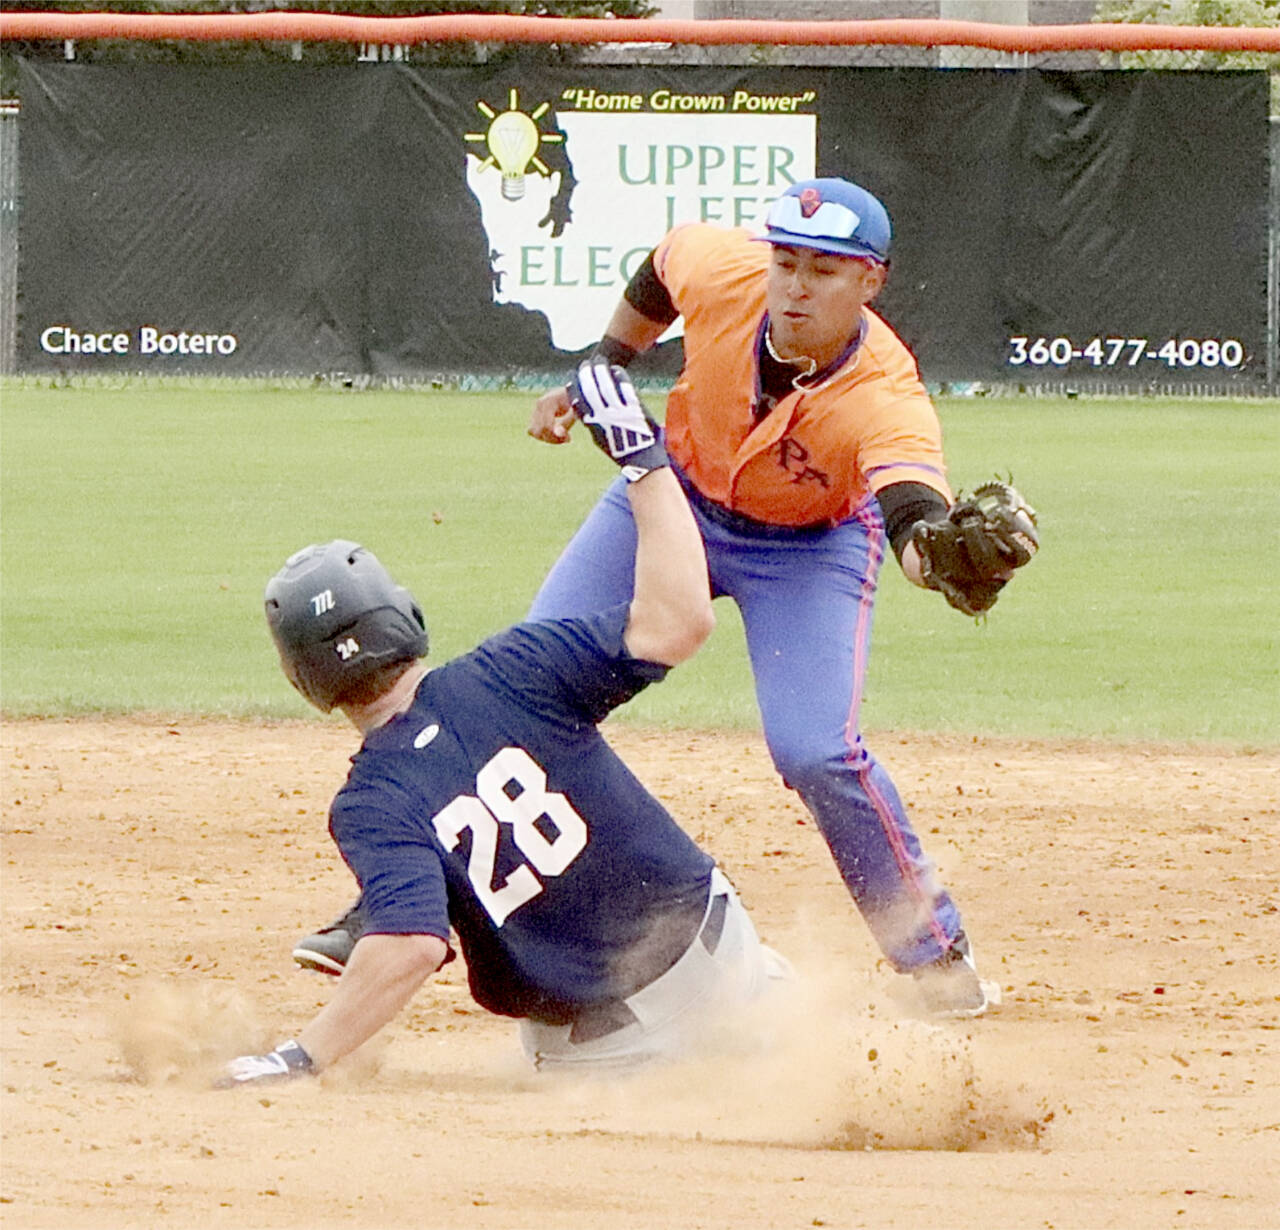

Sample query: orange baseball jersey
[653,224,951,527]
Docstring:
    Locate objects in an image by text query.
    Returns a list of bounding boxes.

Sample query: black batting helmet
[264,539,428,712]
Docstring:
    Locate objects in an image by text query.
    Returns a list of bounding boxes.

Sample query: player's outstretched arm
[215,934,447,1086]
[295,934,447,1070]
[566,357,712,666]
[624,466,714,666]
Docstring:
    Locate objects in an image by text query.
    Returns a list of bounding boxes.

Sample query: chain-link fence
[1274,113,1280,394]
[0,102,16,376]
[1,25,1276,390]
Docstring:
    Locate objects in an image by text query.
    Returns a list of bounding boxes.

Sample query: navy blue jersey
[329,604,714,1023]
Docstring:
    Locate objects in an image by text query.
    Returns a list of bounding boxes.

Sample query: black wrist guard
[593,335,639,368]
[275,1039,315,1075]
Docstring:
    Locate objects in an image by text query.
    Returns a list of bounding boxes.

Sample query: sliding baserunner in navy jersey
[217,361,787,1089]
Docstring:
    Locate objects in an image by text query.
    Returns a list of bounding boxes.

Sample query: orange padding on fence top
[1,12,1279,54]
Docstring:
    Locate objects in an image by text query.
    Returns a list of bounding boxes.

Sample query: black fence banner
[17,61,1270,387]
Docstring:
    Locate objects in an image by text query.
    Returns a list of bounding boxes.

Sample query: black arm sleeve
[877,481,950,562]
[623,250,679,326]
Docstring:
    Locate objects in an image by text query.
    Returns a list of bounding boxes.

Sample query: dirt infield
[3,716,1278,1230]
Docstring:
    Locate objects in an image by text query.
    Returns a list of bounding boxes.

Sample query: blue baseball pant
[528,472,965,972]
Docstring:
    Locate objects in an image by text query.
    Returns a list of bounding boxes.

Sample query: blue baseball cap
[757,178,891,263]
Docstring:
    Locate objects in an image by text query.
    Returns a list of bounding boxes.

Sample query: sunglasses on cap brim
[767,194,861,239]
[765,196,885,262]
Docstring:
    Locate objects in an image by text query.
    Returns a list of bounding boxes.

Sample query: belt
[567,890,730,1045]
[671,461,833,540]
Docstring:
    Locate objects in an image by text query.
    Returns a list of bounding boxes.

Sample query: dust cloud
[112,979,271,1087]
[517,952,1054,1152]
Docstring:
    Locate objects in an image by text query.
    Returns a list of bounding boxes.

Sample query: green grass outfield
[2,380,1277,746]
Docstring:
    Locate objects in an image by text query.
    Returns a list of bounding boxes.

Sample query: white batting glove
[214,1039,315,1089]
[569,359,669,482]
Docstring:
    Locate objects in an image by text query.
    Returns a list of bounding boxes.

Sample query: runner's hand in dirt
[214,1040,314,1088]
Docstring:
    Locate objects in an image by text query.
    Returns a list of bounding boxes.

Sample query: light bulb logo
[486,110,539,200]
[465,89,562,203]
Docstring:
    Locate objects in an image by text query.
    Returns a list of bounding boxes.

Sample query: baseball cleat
[292,901,364,975]
[911,935,1001,1020]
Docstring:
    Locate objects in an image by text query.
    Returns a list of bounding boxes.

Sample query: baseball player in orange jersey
[521,177,1038,1018]
[295,177,1036,1017]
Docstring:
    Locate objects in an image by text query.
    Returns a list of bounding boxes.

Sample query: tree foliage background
[3,2,1276,106]
[1097,0,1280,110]
[0,1,660,95]
[4,1,1278,83]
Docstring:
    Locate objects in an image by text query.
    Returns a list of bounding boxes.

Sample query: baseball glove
[911,480,1039,617]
